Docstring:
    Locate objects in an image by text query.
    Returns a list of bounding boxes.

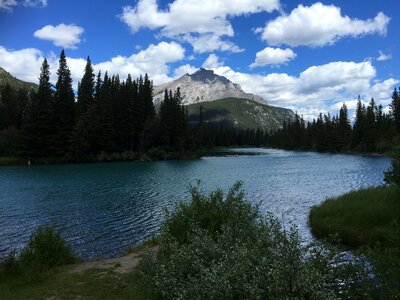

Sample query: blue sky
[0,0,399,119]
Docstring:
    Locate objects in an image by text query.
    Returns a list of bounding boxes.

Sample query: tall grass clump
[142,182,373,299]
[309,186,400,247]
[309,186,400,298]
[0,225,76,283]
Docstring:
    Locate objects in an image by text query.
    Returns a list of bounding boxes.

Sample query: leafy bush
[142,182,372,299]
[385,146,400,186]
[0,225,76,282]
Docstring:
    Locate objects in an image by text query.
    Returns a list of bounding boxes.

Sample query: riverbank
[0,241,160,300]
[0,149,203,166]
[309,186,400,297]
[0,147,269,166]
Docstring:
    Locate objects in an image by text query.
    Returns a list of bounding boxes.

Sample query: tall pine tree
[54,50,75,156]
[77,57,95,116]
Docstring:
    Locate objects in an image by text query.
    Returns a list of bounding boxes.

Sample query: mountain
[153,68,264,105]
[187,98,294,132]
[0,67,38,91]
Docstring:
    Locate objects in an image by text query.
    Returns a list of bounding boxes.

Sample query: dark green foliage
[385,146,400,185]
[77,57,95,116]
[0,225,76,283]
[53,50,75,156]
[20,225,76,272]
[309,186,400,298]
[0,83,18,130]
[142,182,373,299]
[309,186,400,247]
[5,49,398,162]
[391,87,400,133]
[271,96,399,154]
[22,58,55,158]
[0,127,22,155]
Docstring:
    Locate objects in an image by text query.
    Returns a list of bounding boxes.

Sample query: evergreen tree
[77,57,94,116]
[95,72,116,153]
[364,98,377,152]
[351,97,365,149]
[390,87,400,133]
[0,83,18,130]
[23,58,54,157]
[338,103,351,150]
[54,50,75,155]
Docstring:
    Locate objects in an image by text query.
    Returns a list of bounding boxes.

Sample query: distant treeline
[2,50,398,161]
[0,50,270,162]
[270,91,400,153]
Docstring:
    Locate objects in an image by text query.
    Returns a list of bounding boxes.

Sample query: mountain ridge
[187,97,294,132]
[153,68,265,105]
[0,67,38,91]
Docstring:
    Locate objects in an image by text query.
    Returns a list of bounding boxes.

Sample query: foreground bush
[0,225,76,282]
[142,182,373,299]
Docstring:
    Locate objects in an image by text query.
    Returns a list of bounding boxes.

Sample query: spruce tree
[390,87,400,133]
[351,97,365,150]
[338,103,351,149]
[77,57,94,116]
[23,58,54,157]
[0,83,18,130]
[54,50,75,156]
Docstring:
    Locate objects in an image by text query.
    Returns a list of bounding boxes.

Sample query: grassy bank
[309,186,400,247]
[309,186,400,298]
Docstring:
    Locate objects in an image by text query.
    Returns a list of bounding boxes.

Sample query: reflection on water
[0,148,391,259]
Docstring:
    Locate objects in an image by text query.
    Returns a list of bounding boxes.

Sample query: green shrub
[0,225,76,282]
[385,146,400,186]
[142,182,372,299]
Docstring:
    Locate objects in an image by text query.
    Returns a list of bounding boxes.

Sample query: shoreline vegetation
[309,185,400,298]
[2,182,400,299]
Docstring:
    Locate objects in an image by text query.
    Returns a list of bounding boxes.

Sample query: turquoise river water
[0,148,391,259]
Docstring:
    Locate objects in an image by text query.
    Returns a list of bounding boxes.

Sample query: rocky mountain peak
[153,68,265,105]
[188,68,230,85]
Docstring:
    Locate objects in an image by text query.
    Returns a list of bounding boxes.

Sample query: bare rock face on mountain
[153,68,265,105]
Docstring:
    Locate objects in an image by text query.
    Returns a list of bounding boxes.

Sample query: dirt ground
[70,246,159,274]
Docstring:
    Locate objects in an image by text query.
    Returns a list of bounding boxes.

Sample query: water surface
[0,149,391,259]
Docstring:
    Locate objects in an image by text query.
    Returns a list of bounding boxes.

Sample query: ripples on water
[0,149,391,259]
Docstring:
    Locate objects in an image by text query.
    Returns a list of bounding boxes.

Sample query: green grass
[0,266,160,300]
[0,231,160,300]
[309,186,400,247]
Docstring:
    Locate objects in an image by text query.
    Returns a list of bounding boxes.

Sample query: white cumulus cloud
[182,34,243,53]
[120,0,280,52]
[260,2,390,47]
[250,47,296,68]
[210,60,398,120]
[0,42,185,89]
[95,41,185,84]
[34,24,84,49]
[202,54,224,69]
[173,64,198,78]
